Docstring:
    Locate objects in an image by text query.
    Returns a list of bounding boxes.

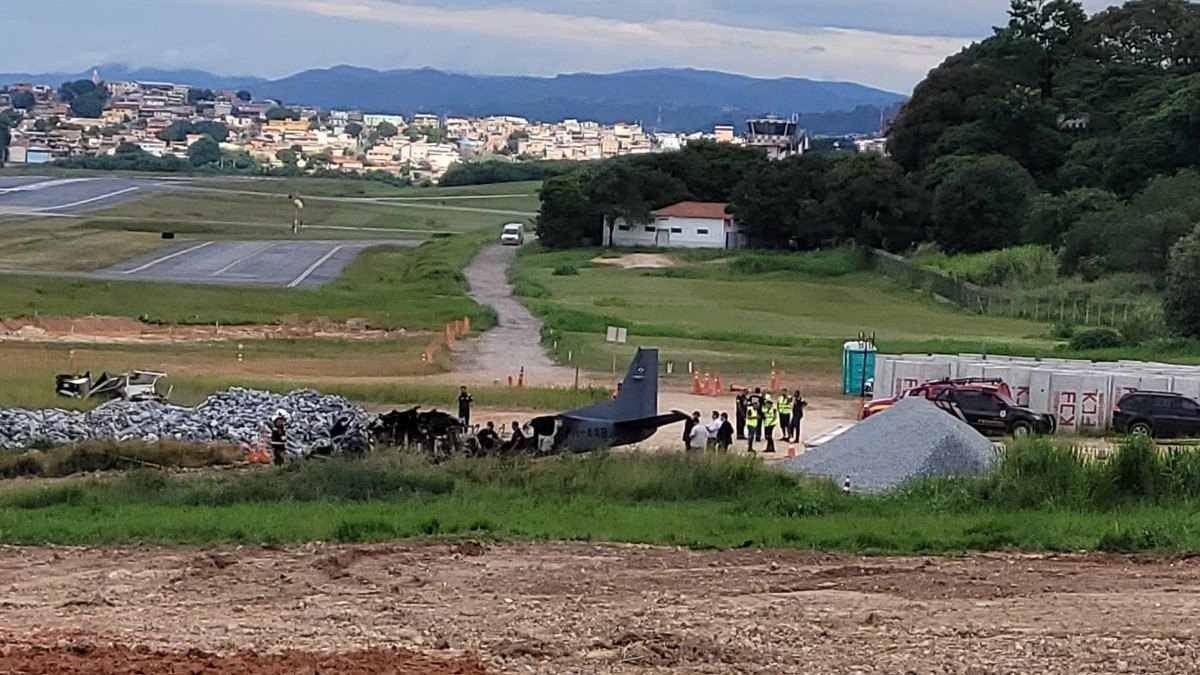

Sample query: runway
[96,239,418,289]
[0,176,150,214]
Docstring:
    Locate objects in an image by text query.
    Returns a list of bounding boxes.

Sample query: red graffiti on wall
[1057,391,1077,427]
[1080,391,1103,429]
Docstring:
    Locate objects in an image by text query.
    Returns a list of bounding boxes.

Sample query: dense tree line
[440,159,579,187]
[537,0,1200,336]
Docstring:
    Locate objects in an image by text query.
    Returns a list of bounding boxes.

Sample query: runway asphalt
[96,239,419,289]
[0,176,150,214]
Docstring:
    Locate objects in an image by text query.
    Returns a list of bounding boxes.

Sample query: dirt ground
[0,316,422,344]
[1,543,1198,674]
[591,253,676,269]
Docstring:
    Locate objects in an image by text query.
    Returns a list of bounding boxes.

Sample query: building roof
[652,201,730,220]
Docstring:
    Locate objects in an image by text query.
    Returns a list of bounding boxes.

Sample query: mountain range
[0,64,906,135]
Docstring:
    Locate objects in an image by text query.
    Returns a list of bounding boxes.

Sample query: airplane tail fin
[569,347,659,421]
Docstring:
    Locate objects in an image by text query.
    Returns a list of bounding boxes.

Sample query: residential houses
[1,71,807,182]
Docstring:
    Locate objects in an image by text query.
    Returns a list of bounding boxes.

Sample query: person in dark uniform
[682,411,698,452]
[477,421,499,452]
[717,412,734,452]
[269,412,289,466]
[791,394,808,444]
[735,391,748,440]
[457,386,474,429]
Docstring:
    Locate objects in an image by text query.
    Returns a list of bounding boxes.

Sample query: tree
[59,80,108,118]
[1165,224,1200,337]
[931,154,1038,252]
[536,171,597,248]
[236,90,253,102]
[1023,187,1121,246]
[344,122,363,138]
[376,121,398,138]
[187,88,216,104]
[0,121,9,164]
[187,136,221,167]
[1004,0,1087,98]
[729,154,836,249]
[191,121,228,143]
[158,120,192,142]
[275,148,299,166]
[1081,0,1200,73]
[11,91,34,110]
[824,155,927,251]
[589,162,688,245]
[266,106,300,121]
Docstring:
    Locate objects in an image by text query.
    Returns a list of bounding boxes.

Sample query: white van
[500,222,525,246]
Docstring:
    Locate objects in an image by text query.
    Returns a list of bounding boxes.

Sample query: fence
[868,249,1141,327]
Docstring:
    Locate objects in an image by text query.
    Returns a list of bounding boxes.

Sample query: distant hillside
[0,64,263,91]
[1,64,905,134]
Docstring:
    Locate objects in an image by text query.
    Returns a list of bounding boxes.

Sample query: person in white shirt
[705,411,722,451]
[687,412,708,454]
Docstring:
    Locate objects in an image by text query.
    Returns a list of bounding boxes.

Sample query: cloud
[224,0,973,91]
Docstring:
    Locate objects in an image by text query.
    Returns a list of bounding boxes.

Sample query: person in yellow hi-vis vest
[778,389,794,443]
[762,399,778,454]
[744,404,760,454]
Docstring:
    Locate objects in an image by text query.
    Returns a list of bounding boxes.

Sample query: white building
[604,202,745,249]
[364,113,406,127]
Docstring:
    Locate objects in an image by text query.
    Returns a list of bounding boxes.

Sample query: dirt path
[455,244,575,386]
[1,543,1197,674]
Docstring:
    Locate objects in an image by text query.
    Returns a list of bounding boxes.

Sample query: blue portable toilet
[842,340,877,395]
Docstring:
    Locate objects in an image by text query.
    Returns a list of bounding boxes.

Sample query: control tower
[745,115,809,160]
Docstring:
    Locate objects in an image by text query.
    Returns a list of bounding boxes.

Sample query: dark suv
[932,387,1056,437]
[1113,391,1200,438]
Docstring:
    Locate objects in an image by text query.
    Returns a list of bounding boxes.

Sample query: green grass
[516,246,1053,347]
[96,191,524,235]
[196,177,542,199]
[5,439,1200,552]
[911,244,1060,288]
[0,233,497,329]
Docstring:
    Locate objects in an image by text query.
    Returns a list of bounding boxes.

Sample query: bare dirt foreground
[2,544,1199,674]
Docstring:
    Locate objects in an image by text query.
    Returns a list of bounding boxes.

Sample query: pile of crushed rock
[780,397,997,493]
[0,388,370,455]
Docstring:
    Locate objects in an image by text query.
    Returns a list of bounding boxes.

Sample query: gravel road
[1,543,1197,674]
[456,243,574,386]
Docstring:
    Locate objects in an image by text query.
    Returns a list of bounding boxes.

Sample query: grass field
[514,246,1055,384]
[195,177,542,200]
[2,437,1199,553]
[0,176,539,273]
[0,232,496,329]
[95,191,530,236]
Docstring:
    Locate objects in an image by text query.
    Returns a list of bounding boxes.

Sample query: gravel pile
[780,397,996,493]
[0,388,370,455]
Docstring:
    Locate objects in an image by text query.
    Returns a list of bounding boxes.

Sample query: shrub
[1069,327,1124,350]
[1051,321,1075,340]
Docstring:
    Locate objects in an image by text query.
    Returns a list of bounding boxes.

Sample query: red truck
[861,378,1014,419]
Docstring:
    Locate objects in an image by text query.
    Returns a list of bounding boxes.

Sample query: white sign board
[605,326,628,344]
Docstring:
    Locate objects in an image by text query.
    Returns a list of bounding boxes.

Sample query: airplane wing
[613,411,689,432]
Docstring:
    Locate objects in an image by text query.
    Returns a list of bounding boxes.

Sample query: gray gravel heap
[0,388,369,455]
[780,397,996,493]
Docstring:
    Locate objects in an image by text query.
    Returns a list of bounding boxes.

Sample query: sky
[6,0,1116,93]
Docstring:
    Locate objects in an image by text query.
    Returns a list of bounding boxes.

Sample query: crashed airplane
[529,347,688,453]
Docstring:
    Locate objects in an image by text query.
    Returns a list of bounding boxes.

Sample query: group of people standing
[738,387,806,454]
[683,387,807,455]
